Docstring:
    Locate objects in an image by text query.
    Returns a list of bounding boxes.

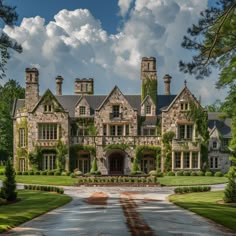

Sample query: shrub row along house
[12,57,232,174]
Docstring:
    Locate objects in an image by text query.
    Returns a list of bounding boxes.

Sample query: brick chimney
[55,75,63,96]
[163,74,172,95]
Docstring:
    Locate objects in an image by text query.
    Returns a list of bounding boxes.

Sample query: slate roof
[208,112,231,138]
[11,99,25,117]
[12,93,176,118]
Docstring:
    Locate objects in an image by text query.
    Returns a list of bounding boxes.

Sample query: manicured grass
[0,190,72,232]
[159,176,228,186]
[0,175,77,186]
[169,191,236,232]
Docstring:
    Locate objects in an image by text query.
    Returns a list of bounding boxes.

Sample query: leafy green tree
[0,80,25,159]
[0,0,22,79]
[205,99,223,112]
[180,0,236,87]
[0,159,17,201]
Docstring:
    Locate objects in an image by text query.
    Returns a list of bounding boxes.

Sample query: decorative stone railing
[36,140,58,147]
[70,136,161,146]
[172,139,200,151]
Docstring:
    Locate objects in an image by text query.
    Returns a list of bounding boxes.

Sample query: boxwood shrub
[176,171,184,176]
[197,171,204,176]
[174,186,211,194]
[205,171,213,176]
[167,171,175,176]
[24,184,64,194]
[190,171,198,176]
[183,171,191,176]
[214,171,223,177]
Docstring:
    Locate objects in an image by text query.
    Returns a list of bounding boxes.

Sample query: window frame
[79,106,86,115]
[38,123,58,140]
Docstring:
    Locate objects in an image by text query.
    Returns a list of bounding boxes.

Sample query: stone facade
[12,57,232,174]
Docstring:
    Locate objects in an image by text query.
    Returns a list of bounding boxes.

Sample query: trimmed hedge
[24,185,64,194]
[174,186,211,194]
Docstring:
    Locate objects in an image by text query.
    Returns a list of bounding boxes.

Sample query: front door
[109,153,124,175]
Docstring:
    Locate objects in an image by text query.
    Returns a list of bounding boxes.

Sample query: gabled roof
[55,95,81,117]
[162,84,202,112]
[12,93,176,118]
[31,89,66,114]
[208,112,231,138]
[97,85,136,112]
[141,95,154,106]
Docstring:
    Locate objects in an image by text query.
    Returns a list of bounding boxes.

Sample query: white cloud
[118,0,134,17]
[3,0,225,105]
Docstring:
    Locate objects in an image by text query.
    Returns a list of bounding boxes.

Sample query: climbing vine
[28,145,43,170]
[133,145,161,172]
[162,131,175,172]
[186,101,210,170]
[141,75,157,106]
[56,140,68,171]
[69,144,96,171]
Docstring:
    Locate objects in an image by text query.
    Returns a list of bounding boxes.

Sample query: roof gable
[31,89,66,113]
[97,86,136,111]
[163,84,202,112]
[141,95,155,106]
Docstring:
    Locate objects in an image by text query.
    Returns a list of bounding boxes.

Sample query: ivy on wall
[28,145,43,171]
[162,131,175,172]
[16,118,28,170]
[69,144,96,171]
[141,75,157,106]
[186,101,210,170]
[56,140,68,171]
[133,145,161,172]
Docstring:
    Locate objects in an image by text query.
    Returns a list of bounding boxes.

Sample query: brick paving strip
[120,192,156,236]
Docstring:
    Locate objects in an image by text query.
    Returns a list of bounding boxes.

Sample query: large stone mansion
[12,57,232,174]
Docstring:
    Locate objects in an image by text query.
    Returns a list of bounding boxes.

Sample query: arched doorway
[109,151,124,175]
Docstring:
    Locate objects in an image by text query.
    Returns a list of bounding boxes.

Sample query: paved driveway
[1,184,235,236]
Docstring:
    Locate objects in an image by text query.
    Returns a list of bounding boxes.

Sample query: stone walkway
[1,185,236,236]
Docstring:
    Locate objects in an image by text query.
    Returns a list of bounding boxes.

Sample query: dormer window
[180,102,189,111]
[44,104,53,113]
[146,105,151,114]
[79,106,86,115]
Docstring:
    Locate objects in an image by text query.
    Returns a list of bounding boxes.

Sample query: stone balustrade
[70,135,161,146]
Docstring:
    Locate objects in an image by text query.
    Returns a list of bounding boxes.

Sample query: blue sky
[2,0,226,105]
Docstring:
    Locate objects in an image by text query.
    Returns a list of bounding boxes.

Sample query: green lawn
[159,176,228,186]
[169,191,236,232]
[0,190,72,232]
[0,175,77,186]
[0,165,5,171]
[0,175,228,186]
